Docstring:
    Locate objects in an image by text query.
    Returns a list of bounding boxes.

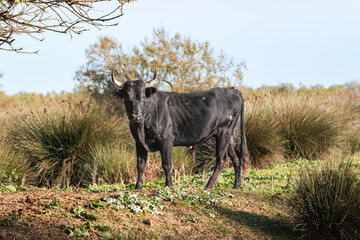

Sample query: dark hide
[114,80,248,189]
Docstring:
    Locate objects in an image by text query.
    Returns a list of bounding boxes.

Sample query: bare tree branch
[0,0,134,53]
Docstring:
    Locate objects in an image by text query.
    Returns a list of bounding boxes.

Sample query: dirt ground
[0,188,298,240]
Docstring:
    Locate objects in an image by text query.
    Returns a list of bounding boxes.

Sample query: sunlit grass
[290,159,360,239]
[8,100,122,188]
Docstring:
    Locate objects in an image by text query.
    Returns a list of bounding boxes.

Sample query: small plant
[0,215,15,227]
[61,224,90,237]
[88,192,163,214]
[197,208,219,218]
[180,214,198,223]
[62,221,111,238]
[211,190,233,198]
[84,183,124,193]
[93,224,111,232]
[4,185,17,192]
[46,198,61,208]
[290,159,360,240]
[70,206,99,221]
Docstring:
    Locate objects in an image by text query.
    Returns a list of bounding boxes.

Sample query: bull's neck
[141,94,159,126]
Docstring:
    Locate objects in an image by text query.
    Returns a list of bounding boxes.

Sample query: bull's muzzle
[129,114,142,123]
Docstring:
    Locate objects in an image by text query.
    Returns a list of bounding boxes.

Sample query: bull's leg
[228,137,242,189]
[160,143,173,187]
[205,132,231,189]
[135,143,148,189]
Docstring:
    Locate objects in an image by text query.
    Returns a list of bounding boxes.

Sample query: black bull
[112,71,249,189]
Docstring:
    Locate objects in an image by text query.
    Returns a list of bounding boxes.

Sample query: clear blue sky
[1,0,360,95]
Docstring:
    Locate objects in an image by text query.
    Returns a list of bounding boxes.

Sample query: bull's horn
[111,70,124,89]
[145,69,157,88]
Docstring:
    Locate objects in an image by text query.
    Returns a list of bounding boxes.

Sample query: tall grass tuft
[194,138,217,173]
[88,145,137,185]
[290,159,360,240]
[343,127,360,155]
[172,147,194,175]
[0,111,11,140]
[0,143,33,186]
[278,95,342,160]
[8,101,122,188]
[244,97,284,167]
[89,145,193,185]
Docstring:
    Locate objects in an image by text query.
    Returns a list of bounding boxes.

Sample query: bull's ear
[113,89,124,99]
[145,87,157,98]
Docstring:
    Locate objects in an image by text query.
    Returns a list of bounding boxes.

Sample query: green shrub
[8,101,122,188]
[278,95,342,159]
[290,159,360,239]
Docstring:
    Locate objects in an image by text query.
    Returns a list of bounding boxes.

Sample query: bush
[278,95,342,160]
[290,159,360,239]
[8,100,122,188]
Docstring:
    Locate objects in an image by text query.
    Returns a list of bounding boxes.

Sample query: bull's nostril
[130,115,141,122]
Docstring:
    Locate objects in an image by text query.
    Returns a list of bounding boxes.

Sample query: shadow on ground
[214,205,300,239]
[0,219,67,240]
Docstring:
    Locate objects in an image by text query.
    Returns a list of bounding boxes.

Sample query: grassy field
[1,86,360,239]
[1,158,358,239]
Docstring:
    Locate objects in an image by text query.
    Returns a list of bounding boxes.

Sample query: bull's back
[165,88,243,146]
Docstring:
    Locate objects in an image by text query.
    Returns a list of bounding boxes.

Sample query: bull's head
[112,70,157,123]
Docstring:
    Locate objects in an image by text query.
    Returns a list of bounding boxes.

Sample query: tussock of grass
[89,145,137,185]
[193,138,217,173]
[290,159,360,240]
[343,127,360,155]
[0,142,33,186]
[8,101,121,188]
[278,95,343,159]
[244,97,284,167]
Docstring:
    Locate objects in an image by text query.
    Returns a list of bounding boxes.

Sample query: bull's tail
[237,94,249,178]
